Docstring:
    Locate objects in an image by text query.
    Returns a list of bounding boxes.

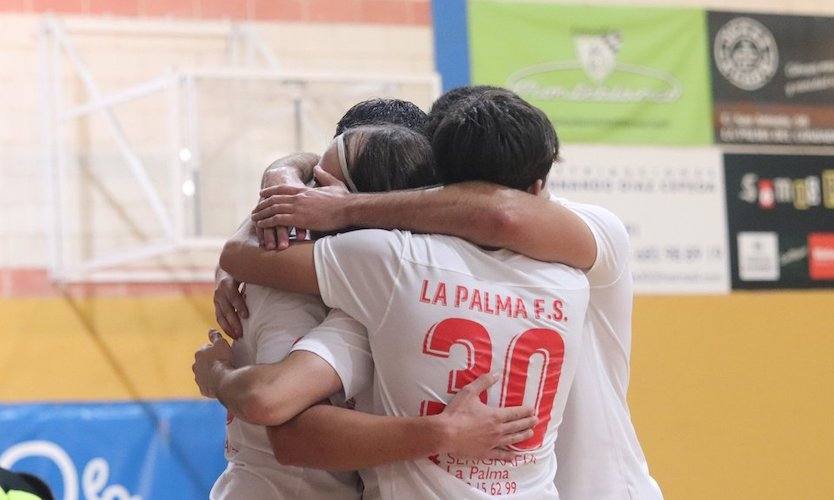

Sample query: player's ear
[527,179,544,196]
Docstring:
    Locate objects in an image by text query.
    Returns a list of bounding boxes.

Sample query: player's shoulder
[319,228,411,248]
[244,283,327,320]
[550,195,630,257]
[411,232,590,291]
[524,257,590,293]
[552,196,627,234]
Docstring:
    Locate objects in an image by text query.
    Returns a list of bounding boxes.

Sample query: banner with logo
[709,12,834,145]
[724,154,834,289]
[0,400,227,500]
[550,146,730,294]
[468,1,713,145]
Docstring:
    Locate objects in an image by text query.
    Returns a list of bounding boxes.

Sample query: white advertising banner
[549,146,730,294]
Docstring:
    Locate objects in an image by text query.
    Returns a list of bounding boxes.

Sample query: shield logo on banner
[574,32,621,84]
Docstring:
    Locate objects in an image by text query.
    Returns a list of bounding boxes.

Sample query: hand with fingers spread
[193,329,233,398]
[437,373,537,461]
[252,166,352,234]
[213,268,248,339]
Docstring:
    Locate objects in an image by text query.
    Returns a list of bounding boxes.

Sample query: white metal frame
[39,16,441,283]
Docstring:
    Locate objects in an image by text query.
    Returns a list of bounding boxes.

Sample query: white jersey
[553,197,663,500]
[297,229,589,499]
[211,284,363,500]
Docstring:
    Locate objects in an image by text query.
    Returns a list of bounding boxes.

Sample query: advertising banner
[0,400,227,500]
[724,154,834,289]
[709,12,834,145]
[469,1,713,145]
[549,146,730,294]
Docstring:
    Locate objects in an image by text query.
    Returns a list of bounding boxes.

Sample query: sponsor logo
[808,233,834,280]
[507,31,682,103]
[737,231,780,281]
[738,170,834,210]
[551,162,720,195]
[1,440,141,500]
[714,17,779,91]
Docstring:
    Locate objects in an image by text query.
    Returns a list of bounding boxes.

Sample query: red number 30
[420,318,565,451]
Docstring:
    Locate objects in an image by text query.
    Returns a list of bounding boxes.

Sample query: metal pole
[61,75,173,121]
[167,72,185,243]
[184,74,203,236]
[38,21,63,281]
[49,19,175,239]
[293,88,304,152]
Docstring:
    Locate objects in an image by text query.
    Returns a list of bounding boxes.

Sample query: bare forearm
[213,363,282,425]
[215,218,249,281]
[268,405,447,471]
[343,182,595,268]
[219,222,318,293]
[262,152,319,187]
[219,220,259,281]
[213,352,340,426]
[343,182,504,244]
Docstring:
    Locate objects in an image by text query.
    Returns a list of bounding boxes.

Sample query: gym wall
[1,0,832,499]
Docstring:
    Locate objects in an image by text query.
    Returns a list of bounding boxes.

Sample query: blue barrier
[0,400,227,500]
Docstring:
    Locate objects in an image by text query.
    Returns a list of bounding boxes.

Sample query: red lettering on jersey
[483,292,495,314]
[433,282,448,306]
[533,299,545,319]
[513,298,528,319]
[552,299,564,321]
[455,286,469,307]
[469,289,484,312]
[419,279,431,304]
[495,295,513,317]
[501,328,565,450]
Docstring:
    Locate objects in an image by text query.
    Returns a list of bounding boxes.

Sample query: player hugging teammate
[194,88,663,500]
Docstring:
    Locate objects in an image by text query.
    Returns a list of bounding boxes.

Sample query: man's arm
[268,374,536,470]
[193,335,537,461]
[261,152,319,189]
[252,181,596,269]
[218,219,319,295]
[193,332,341,426]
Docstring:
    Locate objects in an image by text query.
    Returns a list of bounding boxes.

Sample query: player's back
[227,284,328,458]
[215,285,361,500]
[314,229,589,499]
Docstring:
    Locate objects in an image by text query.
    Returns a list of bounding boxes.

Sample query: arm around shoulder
[344,183,597,269]
[218,220,319,295]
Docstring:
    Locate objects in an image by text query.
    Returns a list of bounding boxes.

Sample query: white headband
[335,134,359,193]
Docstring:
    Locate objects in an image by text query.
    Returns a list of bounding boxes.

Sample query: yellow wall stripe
[1,291,833,499]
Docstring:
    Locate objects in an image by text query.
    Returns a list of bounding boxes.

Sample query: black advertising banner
[725,154,834,289]
[709,12,834,145]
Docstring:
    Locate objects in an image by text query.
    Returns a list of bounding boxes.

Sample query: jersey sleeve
[313,229,408,328]
[569,203,631,288]
[290,308,372,402]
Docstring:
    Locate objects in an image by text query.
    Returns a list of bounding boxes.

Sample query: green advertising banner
[469,1,713,145]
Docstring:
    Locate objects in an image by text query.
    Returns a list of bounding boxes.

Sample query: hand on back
[438,373,538,461]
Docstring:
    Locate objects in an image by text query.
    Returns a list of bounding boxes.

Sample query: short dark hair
[335,98,428,136]
[344,124,437,193]
[431,91,558,191]
[426,85,517,138]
